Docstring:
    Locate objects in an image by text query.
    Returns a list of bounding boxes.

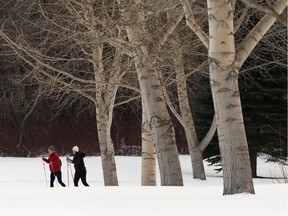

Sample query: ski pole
[67,161,70,187]
[42,159,48,187]
[66,156,74,185]
[69,163,74,180]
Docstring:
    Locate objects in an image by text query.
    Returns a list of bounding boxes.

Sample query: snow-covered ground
[0,155,287,216]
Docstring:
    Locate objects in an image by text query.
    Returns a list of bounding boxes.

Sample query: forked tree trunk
[141,100,157,186]
[207,0,254,194]
[124,2,183,186]
[174,47,206,180]
[134,55,183,186]
[182,0,286,193]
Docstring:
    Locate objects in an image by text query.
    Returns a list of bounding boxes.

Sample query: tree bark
[135,55,183,186]
[174,46,206,180]
[141,100,157,186]
[96,109,118,186]
[121,1,183,186]
[207,0,255,194]
[93,45,119,186]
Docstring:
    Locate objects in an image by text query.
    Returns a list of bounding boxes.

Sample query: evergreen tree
[241,69,287,177]
[202,70,287,177]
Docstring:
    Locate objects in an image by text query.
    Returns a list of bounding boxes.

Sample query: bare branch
[17,92,41,150]
[0,30,95,85]
[234,6,249,33]
[240,0,287,27]
[198,115,217,152]
[180,0,209,48]
[114,95,141,107]
[150,14,183,52]
[235,0,287,69]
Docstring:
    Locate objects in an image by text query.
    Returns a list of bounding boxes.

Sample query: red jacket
[43,152,62,172]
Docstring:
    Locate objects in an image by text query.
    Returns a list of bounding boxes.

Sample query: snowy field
[0,155,287,216]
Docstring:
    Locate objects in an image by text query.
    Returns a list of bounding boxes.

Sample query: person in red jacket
[42,145,66,187]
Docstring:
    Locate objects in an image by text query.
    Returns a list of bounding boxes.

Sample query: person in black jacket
[67,146,89,187]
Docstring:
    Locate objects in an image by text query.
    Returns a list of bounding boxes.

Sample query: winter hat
[48,145,55,152]
[72,146,79,152]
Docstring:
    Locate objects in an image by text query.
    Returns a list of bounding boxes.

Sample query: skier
[67,146,89,187]
[42,145,66,187]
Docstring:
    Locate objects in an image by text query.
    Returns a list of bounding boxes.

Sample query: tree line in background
[0,0,286,194]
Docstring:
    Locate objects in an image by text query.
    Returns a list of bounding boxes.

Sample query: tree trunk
[93,45,118,186]
[136,55,183,186]
[96,109,119,186]
[124,2,183,186]
[207,0,254,194]
[141,100,157,186]
[174,46,206,180]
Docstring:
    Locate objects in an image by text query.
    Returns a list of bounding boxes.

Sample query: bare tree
[0,0,138,185]
[1,0,184,186]
[161,31,216,180]
[180,0,287,194]
[116,0,185,185]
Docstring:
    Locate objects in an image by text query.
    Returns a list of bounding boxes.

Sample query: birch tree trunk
[61,0,120,186]
[135,56,183,186]
[123,1,183,186]
[207,0,254,194]
[96,105,118,186]
[174,46,206,180]
[93,45,118,186]
[141,99,157,186]
[182,0,286,194]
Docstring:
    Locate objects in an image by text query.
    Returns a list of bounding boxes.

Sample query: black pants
[74,168,89,187]
[50,171,66,187]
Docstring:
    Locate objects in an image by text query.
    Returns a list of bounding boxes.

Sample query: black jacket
[72,151,86,172]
